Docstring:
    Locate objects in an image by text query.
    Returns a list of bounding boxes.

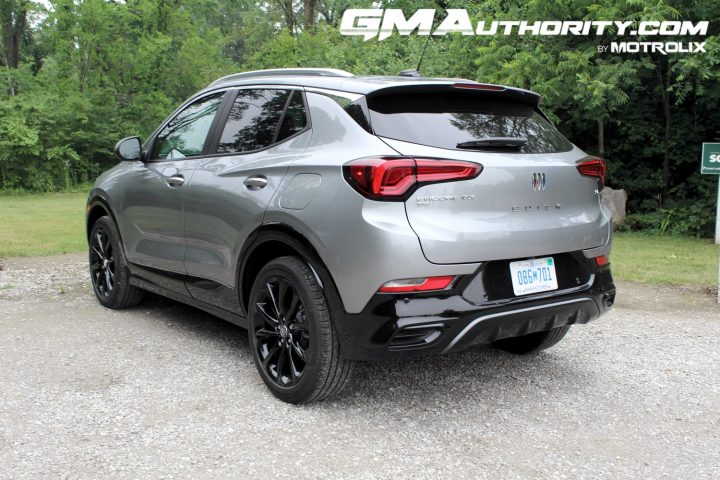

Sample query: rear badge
[512,204,561,212]
[531,172,546,192]
[416,194,475,206]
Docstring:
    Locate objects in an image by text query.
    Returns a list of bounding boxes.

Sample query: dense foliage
[1,0,719,236]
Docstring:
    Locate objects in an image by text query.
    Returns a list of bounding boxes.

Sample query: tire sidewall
[248,258,330,403]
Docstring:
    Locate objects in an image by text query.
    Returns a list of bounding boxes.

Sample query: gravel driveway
[1,253,719,479]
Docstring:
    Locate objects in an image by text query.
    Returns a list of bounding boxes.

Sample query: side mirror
[114,136,142,162]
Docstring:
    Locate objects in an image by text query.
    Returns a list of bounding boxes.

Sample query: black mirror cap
[114,136,142,162]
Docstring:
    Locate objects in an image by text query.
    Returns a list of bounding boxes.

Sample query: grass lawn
[1,192,718,287]
[611,232,719,287]
[0,192,88,257]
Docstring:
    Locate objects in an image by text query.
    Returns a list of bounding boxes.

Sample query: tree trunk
[655,58,672,205]
[2,5,25,68]
[1,0,27,95]
[276,0,294,34]
[303,0,317,30]
[597,118,605,158]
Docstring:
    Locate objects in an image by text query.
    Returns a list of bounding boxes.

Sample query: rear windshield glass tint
[368,92,573,153]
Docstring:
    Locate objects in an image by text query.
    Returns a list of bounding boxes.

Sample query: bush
[618,203,715,238]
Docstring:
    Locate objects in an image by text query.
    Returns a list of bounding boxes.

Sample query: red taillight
[576,157,606,189]
[453,83,505,91]
[346,158,416,198]
[378,276,456,293]
[344,157,482,200]
[594,255,610,266]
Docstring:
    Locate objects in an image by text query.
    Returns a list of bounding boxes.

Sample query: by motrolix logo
[340,9,709,44]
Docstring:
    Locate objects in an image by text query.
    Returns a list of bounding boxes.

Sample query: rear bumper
[335,257,615,361]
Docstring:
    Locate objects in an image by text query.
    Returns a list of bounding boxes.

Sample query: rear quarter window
[367,92,573,154]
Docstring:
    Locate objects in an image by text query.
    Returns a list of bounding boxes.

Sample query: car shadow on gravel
[345,349,589,406]
[134,293,593,406]
[139,293,251,351]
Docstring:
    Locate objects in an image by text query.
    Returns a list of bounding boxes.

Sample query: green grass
[0,192,88,257]
[612,232,719,286]
[0,192,718,288]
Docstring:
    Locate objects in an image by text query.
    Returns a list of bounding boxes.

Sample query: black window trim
[206,87,312,157]
[145,90,230,163]
[203,89,240,156]
[271,91,298,145]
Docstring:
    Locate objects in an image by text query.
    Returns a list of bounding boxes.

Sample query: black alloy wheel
[88,216,144,309]
[248,256,353,404]
[253,277,310,387]
[90,227,115,297]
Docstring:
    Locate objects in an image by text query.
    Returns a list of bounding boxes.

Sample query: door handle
[244,175,268,191]
[166,175,185,187]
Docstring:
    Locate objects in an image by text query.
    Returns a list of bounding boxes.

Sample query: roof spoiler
[366,82,542,108]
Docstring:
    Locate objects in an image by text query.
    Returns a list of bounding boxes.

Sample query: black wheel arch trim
[86,189,120,240]
[86,191,138,277]
[236,223,345,318]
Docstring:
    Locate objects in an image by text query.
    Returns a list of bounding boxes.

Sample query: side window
[152,93,224,160]
[276,92,308,142]
[216,89,304,154]
[326,92,371,132]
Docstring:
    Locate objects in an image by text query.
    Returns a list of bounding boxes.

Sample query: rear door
[367,88,611,264]
[182,88,311,310]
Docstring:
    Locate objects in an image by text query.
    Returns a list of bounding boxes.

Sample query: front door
[121,91,226,294]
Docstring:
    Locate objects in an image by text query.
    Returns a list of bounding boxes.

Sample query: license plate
[509,257,558,296]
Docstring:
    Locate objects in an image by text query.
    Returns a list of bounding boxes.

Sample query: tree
[0,0,718,237]
[275,0,296,34]
[304,0,317,30]
[1,0,29,94]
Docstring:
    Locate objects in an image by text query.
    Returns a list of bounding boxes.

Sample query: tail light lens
[379,276,456,293]
[576,157,606,189]
[344,156,482,201]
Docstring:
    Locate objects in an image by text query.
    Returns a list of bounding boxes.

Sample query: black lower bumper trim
[335,263,614,361]
[441,297,598,353]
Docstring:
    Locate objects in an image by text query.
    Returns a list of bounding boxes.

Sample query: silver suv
[87,68,615,403]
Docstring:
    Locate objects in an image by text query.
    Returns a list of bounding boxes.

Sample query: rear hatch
[366,85,610,264]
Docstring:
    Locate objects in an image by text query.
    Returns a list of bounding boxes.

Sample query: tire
[88,216,144,309]
[248,256,353,404]
[492,326,571,354]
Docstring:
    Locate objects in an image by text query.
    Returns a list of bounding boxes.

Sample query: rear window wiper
[456,137,527,150]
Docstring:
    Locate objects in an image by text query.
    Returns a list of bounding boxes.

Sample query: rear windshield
[367,92,573,153]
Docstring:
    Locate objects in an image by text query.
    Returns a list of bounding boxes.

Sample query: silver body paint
[92,74,611,314]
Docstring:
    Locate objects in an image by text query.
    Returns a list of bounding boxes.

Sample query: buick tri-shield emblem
[532,172,546,192]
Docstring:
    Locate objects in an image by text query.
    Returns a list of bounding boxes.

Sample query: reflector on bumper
[378,275,456,293]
